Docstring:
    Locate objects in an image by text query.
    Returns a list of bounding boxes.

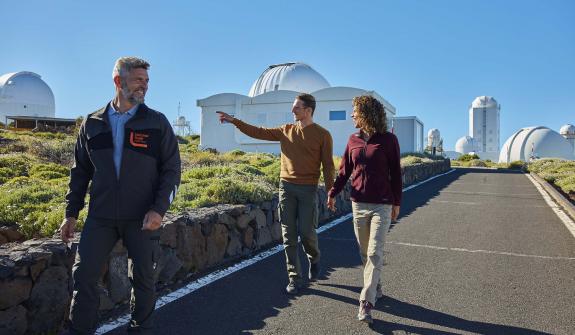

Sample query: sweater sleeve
[389,134,403,206]
[328,140,352,198]
[231,119,284,141]
[321,131,335,192]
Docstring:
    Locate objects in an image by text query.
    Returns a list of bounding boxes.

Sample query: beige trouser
[352,202,392,305]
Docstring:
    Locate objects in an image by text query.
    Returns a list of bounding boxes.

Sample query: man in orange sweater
[217,93,334,294]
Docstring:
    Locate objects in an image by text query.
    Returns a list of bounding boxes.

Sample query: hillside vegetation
[1,130,443,239]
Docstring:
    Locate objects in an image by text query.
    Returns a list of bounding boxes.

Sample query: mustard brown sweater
[231,119,335,191]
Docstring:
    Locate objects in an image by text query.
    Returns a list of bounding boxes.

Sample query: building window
[329,110,346,120]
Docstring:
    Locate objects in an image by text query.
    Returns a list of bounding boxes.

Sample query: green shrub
[458,154,480,162]
[26,137,75,166]
[401,156,423,166]
[508,160,526,170]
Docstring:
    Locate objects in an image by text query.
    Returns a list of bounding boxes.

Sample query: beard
[121,81,146,104]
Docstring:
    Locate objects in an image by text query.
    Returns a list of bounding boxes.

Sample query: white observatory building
[197,62,397,155]
[427,128,441,155]
[469,96,500,161]
[499,126,575,163]
[0,71,55,124]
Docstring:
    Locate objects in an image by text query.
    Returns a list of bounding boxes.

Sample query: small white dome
[455,136,477,154]
[559,124,575,136]
[248,62,330,97]
[0,71,55,121]
[499,126,575,163]
[471,96,498,109]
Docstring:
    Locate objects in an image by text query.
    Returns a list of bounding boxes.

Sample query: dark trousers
[69,217,160,334]
[278,180,320,281]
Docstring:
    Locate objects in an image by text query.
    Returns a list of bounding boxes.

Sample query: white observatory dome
[499,126,575,163]
[559,124,575,136]
[0,71,55,121]
[248,62,330,97]
[455,136,477,154]
[471,96,498,109]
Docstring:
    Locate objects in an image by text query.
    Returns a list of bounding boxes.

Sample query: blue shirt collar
[109,102,139,117]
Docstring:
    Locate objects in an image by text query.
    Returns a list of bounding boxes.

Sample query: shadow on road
[317,283,550,335]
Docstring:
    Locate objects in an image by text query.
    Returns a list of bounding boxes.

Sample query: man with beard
[60,57,181,334]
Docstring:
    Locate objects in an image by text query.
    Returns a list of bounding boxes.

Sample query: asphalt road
[107,168,575,335]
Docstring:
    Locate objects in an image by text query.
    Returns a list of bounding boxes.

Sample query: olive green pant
[279,180,320,281]
[69,217,160,334]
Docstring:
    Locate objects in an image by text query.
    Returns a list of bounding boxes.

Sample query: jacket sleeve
[389,134,403,206]
[231,119,284,141]
[327,140,353,198]
[151,114,182,216]
[321,131,335,192]
[65,119,94,219]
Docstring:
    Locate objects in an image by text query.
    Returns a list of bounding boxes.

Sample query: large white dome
[559,124,575,136]
[471,96,498,109]
[455,136,477,154]
[0,71,55,122]
[248,62,330,97]
[499,126,575,163]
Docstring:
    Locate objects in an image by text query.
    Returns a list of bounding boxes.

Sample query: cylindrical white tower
[427,128,440,155]
[560,124,575,156]
[469,96,500,161]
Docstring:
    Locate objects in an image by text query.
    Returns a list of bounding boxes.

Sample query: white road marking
[526,174,575,239]
[96,169,454,334]
[387,241,575,261]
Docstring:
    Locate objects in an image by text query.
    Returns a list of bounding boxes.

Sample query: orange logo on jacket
[130,131,149,148]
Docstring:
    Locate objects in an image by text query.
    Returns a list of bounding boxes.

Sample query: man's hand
[142,210,163,231]
[60,217,77,243]
[391,205,400,221]
[327,196,336,211]
[216,111,234,124]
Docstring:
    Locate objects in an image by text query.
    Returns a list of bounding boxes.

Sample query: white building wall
[469,105,499,154]
[198,87,396,156]
[392,117,424,154]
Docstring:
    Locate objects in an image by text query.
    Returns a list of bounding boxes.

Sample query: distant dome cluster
[0,71,55,122]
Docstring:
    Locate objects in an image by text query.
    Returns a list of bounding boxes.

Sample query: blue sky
[1,0,573,150]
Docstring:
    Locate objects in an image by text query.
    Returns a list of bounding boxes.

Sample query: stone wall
[0,159,450,334]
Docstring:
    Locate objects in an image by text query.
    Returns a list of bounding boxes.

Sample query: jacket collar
[90,102,149,124]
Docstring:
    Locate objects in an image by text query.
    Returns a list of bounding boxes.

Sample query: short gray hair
[112,57,150,79]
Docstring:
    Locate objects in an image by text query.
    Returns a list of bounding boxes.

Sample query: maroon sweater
[328,131,402,206]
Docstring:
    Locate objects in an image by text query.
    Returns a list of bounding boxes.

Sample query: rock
[252,209,266,229]
[260,201,272,211]
[0,277,32,310]
[217,213,236,230]
[26,266,70,334]
[98,287,115,311]
[107,252,130,304]
[160,222,178,248]
[40,240,73,267]
[255,225,272,248]
[206,224,228,266]
[242,226,254,249]
[236,214,252,230]
[157,247,182,284]
[0,227,24,242]
[29,258,49,282]
[0,305,27,335]
[270,221,282,241]
[265,209,273,227]
[0,257,16,280]
[176,223,206,272]
[225,229,242,258]
[0,234,8,246]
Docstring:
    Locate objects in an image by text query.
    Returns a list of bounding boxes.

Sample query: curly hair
[352,95,387,135]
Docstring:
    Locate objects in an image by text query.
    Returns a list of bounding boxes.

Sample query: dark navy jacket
[65,103,181,220]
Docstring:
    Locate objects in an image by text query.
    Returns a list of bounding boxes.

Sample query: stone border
[529,172,575,222]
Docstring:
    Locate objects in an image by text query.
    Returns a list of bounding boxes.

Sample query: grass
[1,130,448,238]
[528,158,575,194]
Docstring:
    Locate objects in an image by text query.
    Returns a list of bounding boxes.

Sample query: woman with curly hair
[327,95,402,324]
